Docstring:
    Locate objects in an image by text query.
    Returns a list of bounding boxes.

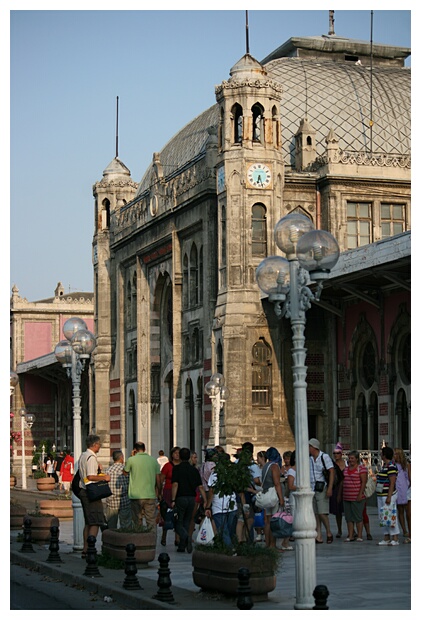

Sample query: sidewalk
[10,484,411,610]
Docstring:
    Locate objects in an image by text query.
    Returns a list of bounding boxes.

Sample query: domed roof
[136,39,410,196]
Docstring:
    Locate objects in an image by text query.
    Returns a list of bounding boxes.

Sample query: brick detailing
[110,379,120,389]
[379,375,389,396]
[379,423,388,435]
[380,402,389,416]
[110,420,120,429]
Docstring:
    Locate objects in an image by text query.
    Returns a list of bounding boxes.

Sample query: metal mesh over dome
[136,53,410,196]
[269,58,410,161]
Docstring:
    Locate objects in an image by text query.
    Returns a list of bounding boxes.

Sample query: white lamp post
[54,317,96,551]
[19,408,36,490]
[256,212,339,609]
[205,373,230,446]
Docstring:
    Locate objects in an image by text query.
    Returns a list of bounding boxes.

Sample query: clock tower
[212,54,293,450]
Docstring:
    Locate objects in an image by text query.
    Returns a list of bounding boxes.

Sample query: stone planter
[10,503,27,529]
[39,499,73,519]
[36,477,56,492]
[102,529,156,566]
[192,550,277,600]
[23,515,59,543]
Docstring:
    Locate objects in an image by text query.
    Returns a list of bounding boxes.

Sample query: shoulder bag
[254,464,279,510]
[86,478,112,501]
[359,465,376,498]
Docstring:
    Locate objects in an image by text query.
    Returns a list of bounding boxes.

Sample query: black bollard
[237,567,253,609]
[46,525,63,563]
[83,535,102,578]
[123,543,142,590]
[153,552,175,604]
[313,584,330,610]
[20,518,35,553]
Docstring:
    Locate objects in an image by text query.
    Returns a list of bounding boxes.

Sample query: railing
[342,450,411,472]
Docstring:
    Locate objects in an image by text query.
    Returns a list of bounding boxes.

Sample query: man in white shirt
[309,438,335,544]
[204,454,237,547]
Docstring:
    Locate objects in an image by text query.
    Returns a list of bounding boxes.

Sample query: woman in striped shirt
[339,450,367,542]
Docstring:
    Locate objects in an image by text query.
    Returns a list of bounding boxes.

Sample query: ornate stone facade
[92,33,410,460]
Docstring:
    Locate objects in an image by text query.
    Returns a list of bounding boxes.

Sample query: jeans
[213,510,237,546]
[175,496,196,549]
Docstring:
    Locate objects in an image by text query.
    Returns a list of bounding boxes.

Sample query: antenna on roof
[245,10,250,55]
[116,96,119,159]
[328,10,335,36]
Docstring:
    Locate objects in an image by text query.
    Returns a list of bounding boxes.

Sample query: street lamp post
[205,373,230,446]
[54,317,96,551]
[256,212,339,609]
[19,408,36,491]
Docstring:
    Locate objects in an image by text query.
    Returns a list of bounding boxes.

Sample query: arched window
[190,244,198,306]
[221,206,226,266]
[102,198,111,229]
[272,105,279,146]
[186,378,195,451]
[131,272,137,328]
[199,247,203,305]
[369,392,378,451]
[252,339,272,407]
[192,327,200,362]
[396,388,409,449]
[219,106,225,149]
[126,280,132,327]
[252,103,264,142]
[233,104,243,144]
[252,203,267,257]
[183,253,189,309]
[217,340,223,376]
[358,393,368,450]
[184,336,190,365]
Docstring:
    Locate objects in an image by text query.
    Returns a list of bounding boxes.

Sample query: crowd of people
[63,433,411,558]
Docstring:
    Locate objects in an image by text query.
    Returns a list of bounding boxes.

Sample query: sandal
[344,538,355,542]
[327,535,333,544]
[403,537,411,544]
[367,534,373,541]
[315,539,323,544]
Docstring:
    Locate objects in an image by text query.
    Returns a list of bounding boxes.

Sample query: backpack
[71,469,81,497]
[321,454,343,488]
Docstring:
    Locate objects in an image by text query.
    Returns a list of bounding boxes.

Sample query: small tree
[211,450,255,543]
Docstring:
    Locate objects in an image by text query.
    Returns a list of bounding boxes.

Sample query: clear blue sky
[6,5,412,303]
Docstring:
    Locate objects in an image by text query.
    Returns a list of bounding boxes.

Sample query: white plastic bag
[196,516,215,545]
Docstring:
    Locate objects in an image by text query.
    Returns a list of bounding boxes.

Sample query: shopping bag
[270,510,293,538]
[253,511,265,528]
[379,503,397,528]
[196,516,215,545]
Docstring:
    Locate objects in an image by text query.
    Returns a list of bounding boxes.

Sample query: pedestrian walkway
[10,484,411,610]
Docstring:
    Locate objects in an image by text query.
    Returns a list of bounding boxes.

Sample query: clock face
[247,163,271,189]
[217,166,225,193]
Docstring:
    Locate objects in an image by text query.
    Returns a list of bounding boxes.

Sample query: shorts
[79,488,107,526]
[313,488,329,516]
[344,499,365,523]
